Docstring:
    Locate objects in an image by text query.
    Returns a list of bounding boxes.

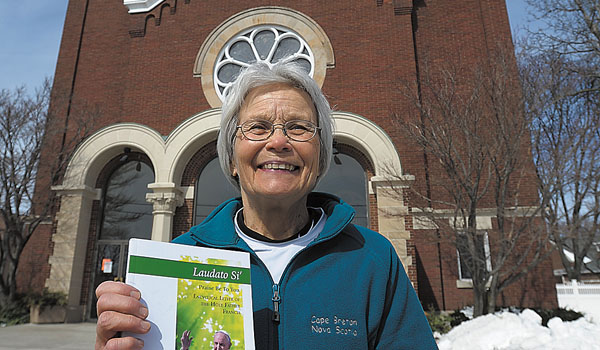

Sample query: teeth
[263,163,296,171]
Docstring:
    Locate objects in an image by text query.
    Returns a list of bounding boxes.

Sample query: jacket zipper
[192,237,283,323]
[268,220,353,325]
[272,284,281,322]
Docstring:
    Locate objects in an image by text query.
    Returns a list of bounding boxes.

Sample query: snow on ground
[437,309,600,350]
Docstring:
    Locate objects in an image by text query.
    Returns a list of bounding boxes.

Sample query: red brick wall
[413,224,557,311]
[16,223,54,294]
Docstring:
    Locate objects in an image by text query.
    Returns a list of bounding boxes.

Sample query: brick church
[21,0,557,321]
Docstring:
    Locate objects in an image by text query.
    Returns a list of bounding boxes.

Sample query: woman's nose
[266,127,291,151]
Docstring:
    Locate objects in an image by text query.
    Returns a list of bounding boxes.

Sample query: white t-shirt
[234,207,326,284]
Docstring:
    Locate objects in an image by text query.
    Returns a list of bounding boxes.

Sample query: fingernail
[136,338,144,349]
[141,320,151,331]
[139,306,148,318]
[130,291,141,299]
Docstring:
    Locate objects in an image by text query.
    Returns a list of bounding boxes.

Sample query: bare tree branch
[0,81,97,308]
[521,49,600,281]
[390,49,552,316]
[526,0,600,92]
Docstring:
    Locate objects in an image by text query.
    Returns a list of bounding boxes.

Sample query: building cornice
[123,0,165,13]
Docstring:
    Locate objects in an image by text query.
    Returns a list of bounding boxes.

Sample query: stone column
[46,185,100,322]
[370,175,415,270]
[146,183,184,242]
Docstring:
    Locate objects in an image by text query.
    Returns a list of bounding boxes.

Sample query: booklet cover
[125,238,254,350]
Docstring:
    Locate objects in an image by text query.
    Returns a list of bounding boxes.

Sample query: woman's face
[232,83,320,205]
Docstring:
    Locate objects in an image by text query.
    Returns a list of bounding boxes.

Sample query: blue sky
[0,1,534,92]
[0,1,69,91]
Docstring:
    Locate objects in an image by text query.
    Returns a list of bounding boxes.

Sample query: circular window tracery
[214,25,315,100]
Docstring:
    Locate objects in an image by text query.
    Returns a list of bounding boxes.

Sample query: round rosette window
[214,25,315,100]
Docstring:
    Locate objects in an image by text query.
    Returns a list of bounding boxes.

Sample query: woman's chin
[261,188,307,199]
[246,185,311,202]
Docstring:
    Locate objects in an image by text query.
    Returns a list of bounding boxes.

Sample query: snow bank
[437,309,600,350]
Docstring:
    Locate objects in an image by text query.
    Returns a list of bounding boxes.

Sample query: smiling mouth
[259,163,299,171]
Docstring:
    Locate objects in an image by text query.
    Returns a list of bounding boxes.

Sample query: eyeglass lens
[239,120,317,141]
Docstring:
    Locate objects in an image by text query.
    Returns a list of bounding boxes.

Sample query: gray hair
[216,61,333,189]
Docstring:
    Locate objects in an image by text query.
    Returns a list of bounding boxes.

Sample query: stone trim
[62,110,221,189]
[371,178,415,269]
[332,111,405,192]
[45,186,96,320]
[146,182,184,241]
[411,207,542,230]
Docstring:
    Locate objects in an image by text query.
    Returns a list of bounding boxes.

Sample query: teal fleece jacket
[173,192,438,349]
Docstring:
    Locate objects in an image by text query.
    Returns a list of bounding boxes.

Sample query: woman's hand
[95,281,150,350]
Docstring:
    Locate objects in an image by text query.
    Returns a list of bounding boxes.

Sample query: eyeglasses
[236,119,320,142]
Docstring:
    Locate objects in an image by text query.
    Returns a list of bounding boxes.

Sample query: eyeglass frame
[235,119,321,142]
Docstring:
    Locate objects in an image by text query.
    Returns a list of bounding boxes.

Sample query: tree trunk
[473,285,488,316]
[486,287,498,315]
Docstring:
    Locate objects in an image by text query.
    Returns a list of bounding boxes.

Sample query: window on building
[214,25,315,100]
[315,153,369,228]
[194,7,334,107]
[456,231,491,280]
[91,158,154,318]
[194,157,240,225]
[99,160,154,240]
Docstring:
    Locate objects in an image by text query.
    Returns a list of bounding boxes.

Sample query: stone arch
[48,110,222,308]
[162,109,221,185]
[61,123,164,190]
[47,124,165,314]
[332,111,407,180]
[60,109,222,190]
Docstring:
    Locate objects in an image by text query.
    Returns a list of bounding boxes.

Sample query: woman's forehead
[239,83,316,121]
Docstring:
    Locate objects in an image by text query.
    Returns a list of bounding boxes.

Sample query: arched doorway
[89,152,154,318]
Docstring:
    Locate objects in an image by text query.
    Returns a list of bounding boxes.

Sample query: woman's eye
[287,122,311,133]
[246,122,270,133]
[288,123,307,130]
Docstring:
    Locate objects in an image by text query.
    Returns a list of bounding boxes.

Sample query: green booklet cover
[125,238,254,349]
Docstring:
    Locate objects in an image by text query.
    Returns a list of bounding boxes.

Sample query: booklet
[125,238,254,350]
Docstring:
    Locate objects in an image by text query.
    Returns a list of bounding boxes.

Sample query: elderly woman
[95,62,437,349]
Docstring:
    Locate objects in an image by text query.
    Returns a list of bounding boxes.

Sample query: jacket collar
[188,192,355,248]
